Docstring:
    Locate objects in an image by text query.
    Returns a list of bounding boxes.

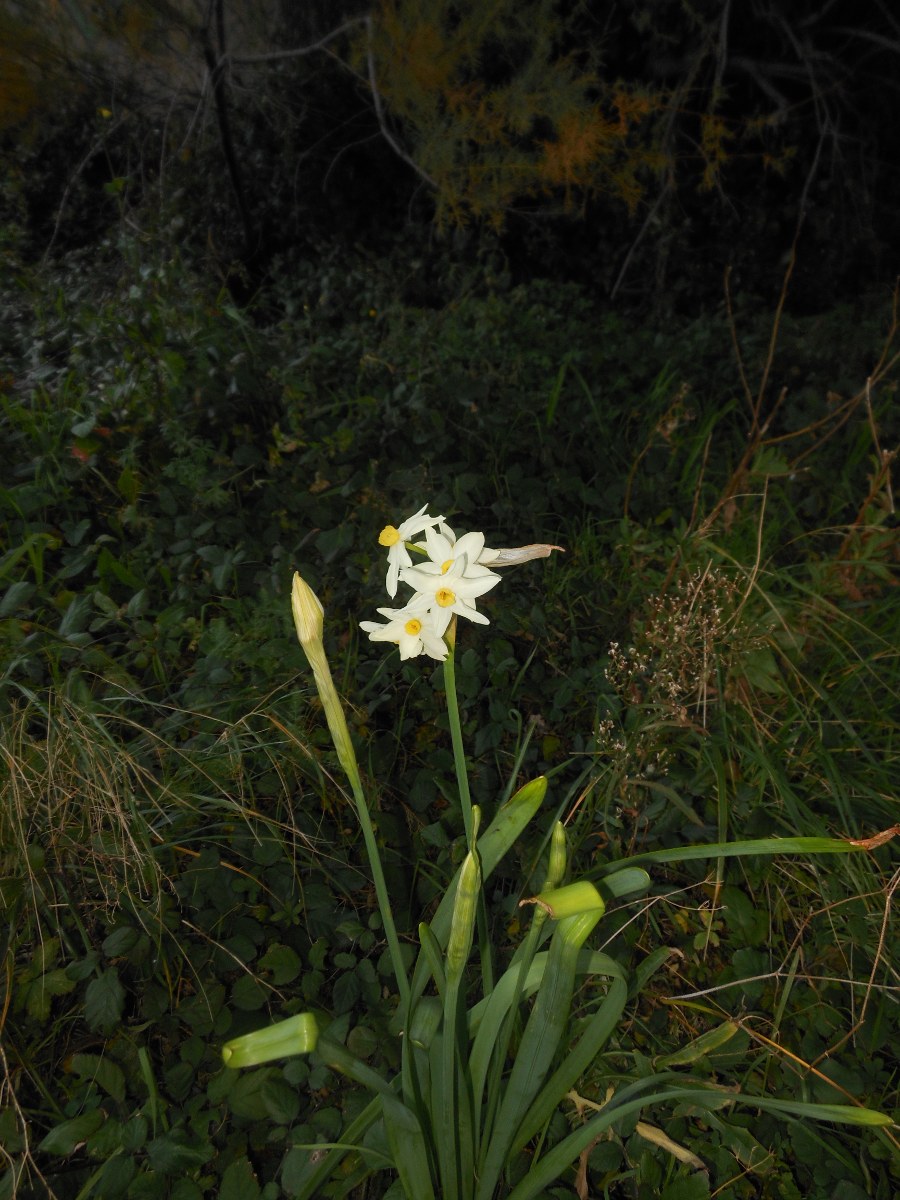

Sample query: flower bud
[222,1012,319,1068]
[291,572,324,647]
[543,821,567,891]
[290,572,360,791]
[446,807,482,981]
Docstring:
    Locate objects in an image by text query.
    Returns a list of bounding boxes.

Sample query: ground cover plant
[0,231,898,1198]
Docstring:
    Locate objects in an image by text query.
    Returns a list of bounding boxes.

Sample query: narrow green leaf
[382,1093,437,1200]
[417,922,447,997]
[512,968,628,1156]
[597,866,651,901]
[411,777,546,999]
[655,1021,741,1067]
[505,1087,893,1200]
[476,909,604,1200]
[287,1097,382,1200]
[594,835,876,879]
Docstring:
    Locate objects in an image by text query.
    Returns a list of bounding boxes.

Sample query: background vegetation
[1,1,898,1197]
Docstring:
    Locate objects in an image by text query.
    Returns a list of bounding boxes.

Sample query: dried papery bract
[480,543,565,567]
[223,1013,320,1069]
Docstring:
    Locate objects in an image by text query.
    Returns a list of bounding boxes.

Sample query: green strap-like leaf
[382,1092,437,1200]
[506,1086,893,1200]
[475,910,604,1200]
[410,777,547,999]
[593,835,873,879]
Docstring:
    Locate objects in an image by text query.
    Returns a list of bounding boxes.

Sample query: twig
[41,118,127,265]
[224,17,368,65]
[362,16,438,190]
[724,265,755,418]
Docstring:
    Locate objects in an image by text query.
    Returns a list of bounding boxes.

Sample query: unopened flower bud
[291,572,324,647]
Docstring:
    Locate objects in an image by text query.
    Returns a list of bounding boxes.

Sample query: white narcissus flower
[412,524,500,582]
[399,559,501,637]
[378,504,444,598]
[360,601,449,661]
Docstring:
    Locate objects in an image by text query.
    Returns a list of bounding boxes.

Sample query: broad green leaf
[38,1111,105,1155]
[220,1157,261,1200]
[146,1130,212,1174]
[0,1108,24,1155]
[261,1075,301,1124]
[259,943,302,984]
[23,969,75,1020]
[0,579,35,616]
[170,1180,204,1200]
[102,926,141,958]
[231,975,267,1011]
[227,1069,274,1120]
[84,968,125,1033]
[97,1153,136,1197]
[68,1052,127,1104]
[332,971,361,1014]
[660,1174,710,1200]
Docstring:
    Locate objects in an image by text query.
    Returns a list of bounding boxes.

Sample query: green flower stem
[442,626,475,848]
[335,704,411,1013]
[442,621,493,994]
[293,573,410,1011]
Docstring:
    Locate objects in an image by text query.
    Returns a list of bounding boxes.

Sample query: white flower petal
[361,599,448,661]
[453,531,486,561]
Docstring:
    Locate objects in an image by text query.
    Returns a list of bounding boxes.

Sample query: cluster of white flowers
[361,504,504,661]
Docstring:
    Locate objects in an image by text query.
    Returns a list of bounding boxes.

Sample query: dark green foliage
[1,228,897,1198]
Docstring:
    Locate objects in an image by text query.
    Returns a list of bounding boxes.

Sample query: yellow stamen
[440,559,454,574]
[436,588,456,608]
[404,618,422,636]
[379,525,400,547]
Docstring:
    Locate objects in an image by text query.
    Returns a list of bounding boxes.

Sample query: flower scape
[360,505,564,661]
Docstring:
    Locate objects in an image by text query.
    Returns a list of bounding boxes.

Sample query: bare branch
[361,15,438,191]
[224,17,368,66]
